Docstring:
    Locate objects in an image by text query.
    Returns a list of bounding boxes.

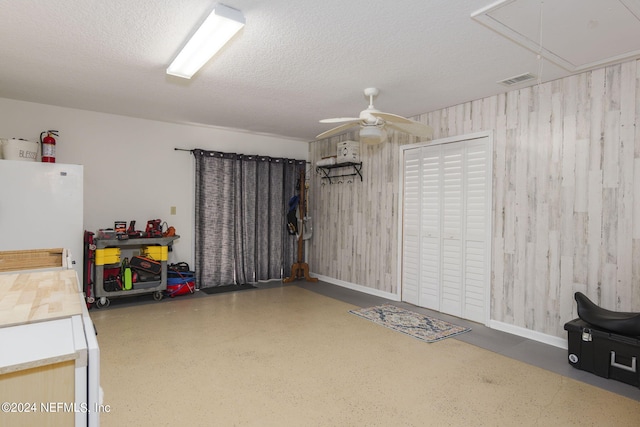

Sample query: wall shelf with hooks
[316,162,362,184]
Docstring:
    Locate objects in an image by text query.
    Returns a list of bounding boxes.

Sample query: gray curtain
[194,150,305,288]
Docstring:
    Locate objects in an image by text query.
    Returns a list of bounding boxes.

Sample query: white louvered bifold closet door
[441,144,464,316]
[401,148,421,306]
[419,149,442,310]
[463,140,490,322]
[401,136,491,323]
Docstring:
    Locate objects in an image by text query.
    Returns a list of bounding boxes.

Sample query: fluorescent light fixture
[167,4,245,79]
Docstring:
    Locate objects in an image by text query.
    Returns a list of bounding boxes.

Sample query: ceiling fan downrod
[364,87,379,109]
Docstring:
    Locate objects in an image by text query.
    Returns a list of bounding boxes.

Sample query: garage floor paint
[90,282,640,426]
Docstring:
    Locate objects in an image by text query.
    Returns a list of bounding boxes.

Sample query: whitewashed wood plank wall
[309,59,640,338]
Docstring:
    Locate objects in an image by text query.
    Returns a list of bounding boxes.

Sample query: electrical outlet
[170,206,176,215]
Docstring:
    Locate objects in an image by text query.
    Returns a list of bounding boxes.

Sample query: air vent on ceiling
[497,72,536,86]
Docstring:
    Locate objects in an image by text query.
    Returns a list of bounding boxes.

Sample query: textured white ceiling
[1,0,639,142]
[473,0,640,71]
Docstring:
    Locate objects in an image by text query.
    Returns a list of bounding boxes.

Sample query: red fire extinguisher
[40,130,58,163]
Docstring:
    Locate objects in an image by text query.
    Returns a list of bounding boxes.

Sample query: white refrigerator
[0,161,100,426]
[0,160,84,282]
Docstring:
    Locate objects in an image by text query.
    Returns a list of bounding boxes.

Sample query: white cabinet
[0,317,80,426]
[0,270,100,426]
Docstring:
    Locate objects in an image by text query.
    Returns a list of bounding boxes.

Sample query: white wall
[0,98,309,267]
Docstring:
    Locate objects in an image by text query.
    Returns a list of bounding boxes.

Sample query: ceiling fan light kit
[167,3,245,79]
[359,126,385,144]
[317,88,433,144]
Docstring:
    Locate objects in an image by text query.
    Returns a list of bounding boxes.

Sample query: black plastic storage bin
[564,318,640,388]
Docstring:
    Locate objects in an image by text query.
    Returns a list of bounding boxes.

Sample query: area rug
[349,304,471,343]
[199,284,257,295]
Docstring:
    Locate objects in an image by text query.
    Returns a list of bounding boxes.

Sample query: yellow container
[95,248,121,265]
[141,245,168,261]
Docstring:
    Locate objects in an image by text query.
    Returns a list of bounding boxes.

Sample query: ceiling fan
[316,88,433,144]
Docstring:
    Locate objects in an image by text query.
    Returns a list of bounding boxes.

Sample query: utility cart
[91,235,179,308]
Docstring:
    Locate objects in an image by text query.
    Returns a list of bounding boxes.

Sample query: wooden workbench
[0,269,84,328]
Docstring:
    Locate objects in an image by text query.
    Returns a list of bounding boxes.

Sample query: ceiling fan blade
[371,111,417,123]
[385,121,434,138]
[370,113,432,138]
[319,117,361,124]
[370,111,433,137]
[369,111,415,124]
[316,122,360,139]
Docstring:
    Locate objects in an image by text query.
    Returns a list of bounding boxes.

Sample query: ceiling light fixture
[167,3,245,79]
[359,126,386,144]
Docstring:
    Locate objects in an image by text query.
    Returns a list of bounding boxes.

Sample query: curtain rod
[174,147,310,163]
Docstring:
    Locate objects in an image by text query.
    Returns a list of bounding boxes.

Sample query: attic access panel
[472,0,640,72]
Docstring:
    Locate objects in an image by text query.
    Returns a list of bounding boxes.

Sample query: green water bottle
[122,257,133,290]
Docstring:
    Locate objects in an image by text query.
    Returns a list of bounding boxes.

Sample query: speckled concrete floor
[90,284,640,426]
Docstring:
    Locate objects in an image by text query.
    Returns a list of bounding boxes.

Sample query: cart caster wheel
[153,291,163,301]
[95,297,110,309]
